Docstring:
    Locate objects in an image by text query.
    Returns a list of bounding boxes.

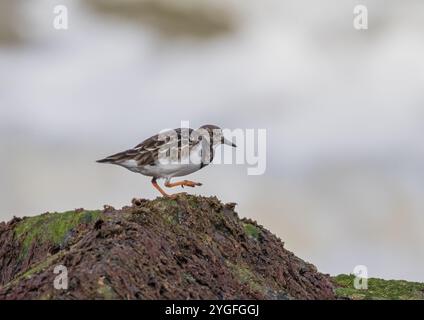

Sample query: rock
[0,195,335,300]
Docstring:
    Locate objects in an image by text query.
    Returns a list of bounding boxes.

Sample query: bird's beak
[223,137,237,148]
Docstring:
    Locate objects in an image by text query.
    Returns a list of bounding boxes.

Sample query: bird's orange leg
[165,180,202,188]
[151,178,172,197]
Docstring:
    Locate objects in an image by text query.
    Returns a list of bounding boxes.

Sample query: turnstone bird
[97,125,236,198]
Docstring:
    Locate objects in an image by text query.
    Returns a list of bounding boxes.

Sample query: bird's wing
[98,128,197,166]
[134,128,197,166]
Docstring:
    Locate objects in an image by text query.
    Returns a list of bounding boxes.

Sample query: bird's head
[197,124,237,147]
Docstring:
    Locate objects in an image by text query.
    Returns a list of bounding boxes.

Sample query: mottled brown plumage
[97,125,236,197]
[97,128,197,167]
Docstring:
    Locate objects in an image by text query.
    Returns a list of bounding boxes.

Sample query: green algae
[226,260,264,293]
[333,274,424,300]
[1,253,60,291]
[97,281,117,299]
[243,223,260,240]
[14,210,102,258]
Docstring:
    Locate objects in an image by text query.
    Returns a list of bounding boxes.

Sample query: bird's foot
[165,180,202,188]
[181,180,202,188]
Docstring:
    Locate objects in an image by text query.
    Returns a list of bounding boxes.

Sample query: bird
[97,125,237,198]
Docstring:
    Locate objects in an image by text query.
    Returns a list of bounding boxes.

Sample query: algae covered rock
[333,274,424,300]
[0,195,335,300]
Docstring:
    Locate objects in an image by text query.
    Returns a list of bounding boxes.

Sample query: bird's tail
[96,152,125,164]
[96,149,135,164]
[96,157,114,163]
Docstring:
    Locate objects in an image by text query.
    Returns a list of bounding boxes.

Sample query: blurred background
[1,0,423,281]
